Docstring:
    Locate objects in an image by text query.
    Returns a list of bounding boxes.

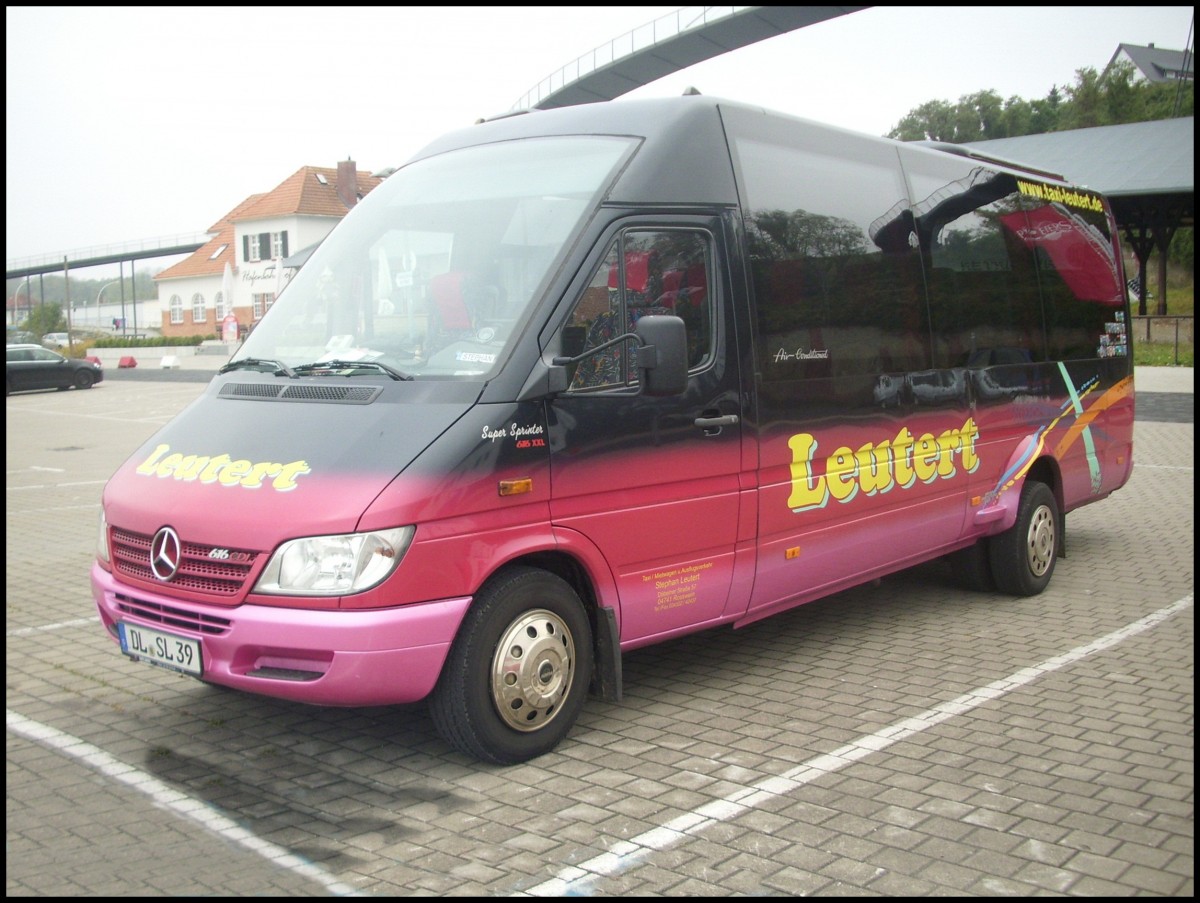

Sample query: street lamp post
[13,277,32,325]
[96,281,120,329]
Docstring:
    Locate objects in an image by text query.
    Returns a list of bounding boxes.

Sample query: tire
[74,370,95,390]
[947,538,995,592]
[429,566,593,765]
[989,480,1058,596]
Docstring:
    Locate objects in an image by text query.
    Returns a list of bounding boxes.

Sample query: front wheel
[74,370,95,389]
[429,566,593,764]
[989,480,1058,596]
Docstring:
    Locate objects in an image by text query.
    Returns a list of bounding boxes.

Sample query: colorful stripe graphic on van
[982,364,1126,507]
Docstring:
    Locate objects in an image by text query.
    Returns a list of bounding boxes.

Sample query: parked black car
[6,343,104,395]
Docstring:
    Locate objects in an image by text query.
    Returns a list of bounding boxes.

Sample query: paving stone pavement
[6,371,1193,897]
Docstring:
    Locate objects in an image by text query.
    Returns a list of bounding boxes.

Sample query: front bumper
[91,563,470,706]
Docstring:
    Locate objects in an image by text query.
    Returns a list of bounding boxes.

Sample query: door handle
[694,413,739,435]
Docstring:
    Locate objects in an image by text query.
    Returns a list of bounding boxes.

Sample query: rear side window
[899,147,1126,366]
[564,229,713,391]
[1016,184,1127,361]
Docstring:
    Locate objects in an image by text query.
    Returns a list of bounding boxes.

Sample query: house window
[191,293,206,323]
[252,294,265,320]
[214,291,226,320]
[244,231,287,263]
[209,243,228,260]
[170,295,184,324]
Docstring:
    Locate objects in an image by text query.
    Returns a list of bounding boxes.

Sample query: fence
[1131,315,1194,365]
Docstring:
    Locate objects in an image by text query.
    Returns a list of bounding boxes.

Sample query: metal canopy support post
[63,256,72,354]
[131,260,137,336]
[119,260,127,337]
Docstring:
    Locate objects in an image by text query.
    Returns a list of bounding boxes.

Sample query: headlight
[96,508,111,565]
[253,526,414,596]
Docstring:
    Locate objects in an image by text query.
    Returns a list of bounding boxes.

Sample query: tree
[23,302,66,338]
[1027,86,1063,134]
[886,64,1193,142]
[1061,66,1106,129]
[884,64,1194,289]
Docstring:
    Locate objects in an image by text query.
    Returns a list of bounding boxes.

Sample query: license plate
[118,622,203,677]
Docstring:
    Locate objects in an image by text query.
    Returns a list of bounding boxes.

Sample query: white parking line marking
[8,616,99,637]
[6,709,366,897]
[524,593,1194,896]
[7,482,107,491]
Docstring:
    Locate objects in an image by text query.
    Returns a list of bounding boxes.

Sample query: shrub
[90,335,208,349]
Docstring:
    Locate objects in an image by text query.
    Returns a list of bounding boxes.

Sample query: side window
[729,119,927,386]
[565,229,712,391]
[899,152,1047,369]
[1022,193,1127,361]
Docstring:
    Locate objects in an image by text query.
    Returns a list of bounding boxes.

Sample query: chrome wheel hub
[491,609,575,732]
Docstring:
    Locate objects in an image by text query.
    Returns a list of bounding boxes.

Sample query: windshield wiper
[291,359,413,380]
[218,358,297,378]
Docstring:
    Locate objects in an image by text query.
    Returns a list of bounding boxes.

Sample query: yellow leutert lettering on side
[788,418,979,512]
[135,443,311,491]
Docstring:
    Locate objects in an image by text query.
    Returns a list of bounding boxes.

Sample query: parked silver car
[40,332,71,350]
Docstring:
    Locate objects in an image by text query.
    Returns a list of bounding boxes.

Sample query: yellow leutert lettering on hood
[134,443,311,491]
[788,418,979,512]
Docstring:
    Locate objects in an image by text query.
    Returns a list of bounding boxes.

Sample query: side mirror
[548,314,689,398]
[561,324,586,360]
[634,315,687,396]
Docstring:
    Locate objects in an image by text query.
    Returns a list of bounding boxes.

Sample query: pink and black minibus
[93,95,1134,763]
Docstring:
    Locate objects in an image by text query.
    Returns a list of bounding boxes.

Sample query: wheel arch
[1024,456,1066,557]
[482,549,622,704]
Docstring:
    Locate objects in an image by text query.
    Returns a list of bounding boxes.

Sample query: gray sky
[5,5,1194,274]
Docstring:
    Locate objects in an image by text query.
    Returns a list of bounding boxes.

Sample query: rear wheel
[429,566,593,764]
[989,480,1058,596]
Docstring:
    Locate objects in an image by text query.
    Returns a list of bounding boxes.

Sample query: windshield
[230,135,636,379]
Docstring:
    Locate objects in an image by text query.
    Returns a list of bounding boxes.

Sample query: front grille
[110,527,259,596]
[114,593,232,635]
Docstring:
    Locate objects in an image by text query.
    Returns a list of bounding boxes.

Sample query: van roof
[407,95,1086,209]
[410,95,744,207]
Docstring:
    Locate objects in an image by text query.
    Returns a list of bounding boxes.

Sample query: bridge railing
[510,6,741,112]
[6,232,210,279]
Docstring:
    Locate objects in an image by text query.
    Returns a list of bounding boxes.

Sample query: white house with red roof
[154,160,382,338]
